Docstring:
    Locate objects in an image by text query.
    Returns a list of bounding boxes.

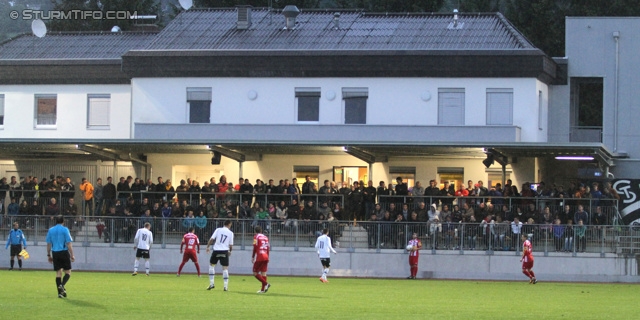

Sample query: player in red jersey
[252,226,271,294]
[407,232,422,279]
[177,227,201,277]
[520,234,537,284]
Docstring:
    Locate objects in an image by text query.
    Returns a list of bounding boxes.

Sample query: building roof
[145,8,536,51]
[0,32,157,60]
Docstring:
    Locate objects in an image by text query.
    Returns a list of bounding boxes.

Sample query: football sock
[195,262,201,276]
[255,274,267,291]
[522,270,532,279]
[134,260,139,273]
[10,260,14,268]
[209,266,215,285]
[411,266,418,277]
[178,261,186,274]
[17,260,22,268]
[223,270,229,288]
[62,274,70,286]
[56,277,61,288]
[529,270,536,278]
[322,268,328,280]
[145,261,150,274]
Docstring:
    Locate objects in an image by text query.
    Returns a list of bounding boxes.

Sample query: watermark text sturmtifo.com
[10,10,139,20]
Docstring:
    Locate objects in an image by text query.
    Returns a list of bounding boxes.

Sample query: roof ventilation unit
[282,5,300,30]
[237,5,252,30]
[333,12,340,29]
[448,9,464,30]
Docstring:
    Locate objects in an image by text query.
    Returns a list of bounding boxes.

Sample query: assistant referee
[5,222,27,270]
[46,215,75,298]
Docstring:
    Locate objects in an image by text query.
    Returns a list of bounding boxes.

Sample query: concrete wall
[131,77,546,142]
[22,244,639,283]
[0,84,131,139]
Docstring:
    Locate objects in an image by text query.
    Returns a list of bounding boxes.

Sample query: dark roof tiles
[0,32,157,60]
[144,9,535,51]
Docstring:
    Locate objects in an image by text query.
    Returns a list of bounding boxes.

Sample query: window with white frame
[0,94,4,126]
[342,87,368,124]
[295,88,320,122]
[35,94,57,127]
[486,88,513,125]
[87,94,110,128]
[438,88,465,125]
[187,87,212,123]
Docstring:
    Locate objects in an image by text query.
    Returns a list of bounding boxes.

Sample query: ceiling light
[555,156,594,161]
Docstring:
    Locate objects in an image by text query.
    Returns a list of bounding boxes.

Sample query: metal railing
[1,215,638,256]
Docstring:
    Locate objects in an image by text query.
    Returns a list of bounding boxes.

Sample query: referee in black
[5,222,27,270]
[46,216,75,298]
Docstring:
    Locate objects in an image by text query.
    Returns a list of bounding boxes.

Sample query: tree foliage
[47,0,159,32]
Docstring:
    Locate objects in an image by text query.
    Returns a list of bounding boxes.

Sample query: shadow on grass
[63,299,107,309]
[233,291,320,299]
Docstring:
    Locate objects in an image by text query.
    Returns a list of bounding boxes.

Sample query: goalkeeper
[5,222,27,270]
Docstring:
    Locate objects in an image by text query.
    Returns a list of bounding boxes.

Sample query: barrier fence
[2,215,638,256]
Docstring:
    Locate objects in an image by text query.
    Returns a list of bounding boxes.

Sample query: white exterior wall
[132,77,546,142]
[0,84,131,139]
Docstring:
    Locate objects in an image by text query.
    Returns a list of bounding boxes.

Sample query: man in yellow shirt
[79,178,94,217]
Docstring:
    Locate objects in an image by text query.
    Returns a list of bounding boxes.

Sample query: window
[570,77,603,142]
[437,167,464,190]
[0,94,4,126]
[438,88,465,125]
[187,87,212,123]
[294,165,320,190]
[87,94,110,128]
[486,88,513,125]
[342,88,368,124]
[35,94,57,127]
[295,88,320,122]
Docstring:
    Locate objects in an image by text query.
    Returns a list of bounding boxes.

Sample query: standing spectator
[406,232,422,279]
[6,221,27,270]
[440,181,455,208]
[79,178,94,217]
[7,197,19,216]
[394,177,408,197]
[301,175,316,204]
[564,219,574,252]
[132,222,153,276]
[376,181,392,204]
[552,219,565,252]
[363,180,377,217]
[574,205,589,226]
[46,216,75,298]
[116,177,128,205]
[428,203,441,249]
[348,182,363,221]
[510,217,523,251]
[592,206,607,239]
[424,180,440,206]
[61,177,75,202]
[94,178,104,216]
[194,212,208,249]
[411,181,425,205]
[441,215,456,250]
[574,219,587,252]
[365,213,379,248]
[103,177,116,213]
[9,176,22,202]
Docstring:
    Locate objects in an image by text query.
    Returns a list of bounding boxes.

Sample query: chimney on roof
[282,5,300,30]
[237,5,252,30]
[333,12,340,29]
[453,9,459,28]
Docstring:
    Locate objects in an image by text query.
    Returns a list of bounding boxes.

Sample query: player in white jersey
[315,228,337,283]
[206,220,234,291]
[132,222,153,276]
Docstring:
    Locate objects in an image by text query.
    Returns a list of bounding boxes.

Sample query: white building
[0,7,627,203]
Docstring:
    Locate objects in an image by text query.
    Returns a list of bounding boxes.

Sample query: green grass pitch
[0,271,636,319]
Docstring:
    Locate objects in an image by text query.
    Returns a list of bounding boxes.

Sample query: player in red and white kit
[520,234,537,284]
[177,227,200,277]
[407,232,422,279]
[252,226,271,294]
